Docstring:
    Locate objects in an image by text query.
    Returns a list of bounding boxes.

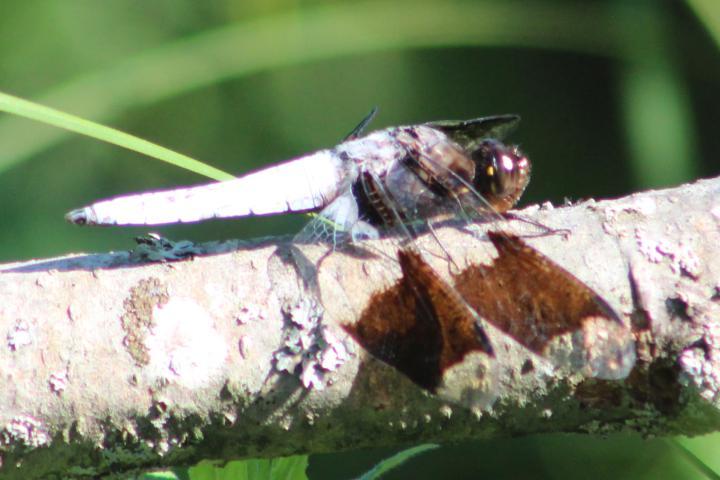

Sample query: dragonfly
[66,109,530,244]
[67,110,636,402]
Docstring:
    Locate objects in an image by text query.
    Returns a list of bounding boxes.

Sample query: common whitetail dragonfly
[66,109,529,242]
[67,110,636,402]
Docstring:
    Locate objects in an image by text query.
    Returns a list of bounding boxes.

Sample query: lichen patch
[121,278,169,366]
[49,369,68,395]
[144,297,227,389]
[273,298,350,390]
[0,415,49,449]
[6,319,32,351]
[679,306,720,405]
[634,228,702,279]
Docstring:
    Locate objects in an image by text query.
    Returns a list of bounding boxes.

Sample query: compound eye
[472,140,531,212]
[473,140,507,195]
[496,147,523,193]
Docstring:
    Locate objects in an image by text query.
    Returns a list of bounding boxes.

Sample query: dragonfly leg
[501,212,571,238]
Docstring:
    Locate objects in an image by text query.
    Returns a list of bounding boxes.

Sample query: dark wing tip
[425,114,522,147]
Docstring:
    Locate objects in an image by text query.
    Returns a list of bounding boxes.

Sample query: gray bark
[0,176,718,479]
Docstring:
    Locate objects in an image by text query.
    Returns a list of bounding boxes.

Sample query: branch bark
[1,177,719,478]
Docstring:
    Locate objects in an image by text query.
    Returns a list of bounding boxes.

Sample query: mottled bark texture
[0,177,718,479]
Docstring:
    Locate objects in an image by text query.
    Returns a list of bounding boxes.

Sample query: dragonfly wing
[294,189,380,246]
[343,106,379,141]
[425,115,521,151]
[337,167,501,406]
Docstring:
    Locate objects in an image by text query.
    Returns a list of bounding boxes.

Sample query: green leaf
[268,455,309,480]
[187,460,218,480]
[187,455,308,480]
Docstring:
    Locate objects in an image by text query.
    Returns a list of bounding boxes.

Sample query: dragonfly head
[471,139,531,213]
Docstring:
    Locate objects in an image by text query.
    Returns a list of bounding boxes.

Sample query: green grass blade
[141,471,181,480]
[0,91,232,181]
[358,444,439,480]
[685,0,720,49]
[670,437,720,480]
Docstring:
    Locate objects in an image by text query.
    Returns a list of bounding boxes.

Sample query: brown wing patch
[453,232,635,379]
[343,248,493,393]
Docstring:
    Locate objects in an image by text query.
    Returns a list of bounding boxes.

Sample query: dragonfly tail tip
[65,208,91,225]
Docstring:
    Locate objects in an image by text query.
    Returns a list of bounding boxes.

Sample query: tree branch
[1,177,718,478]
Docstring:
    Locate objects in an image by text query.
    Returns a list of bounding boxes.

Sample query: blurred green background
[1,0,719,478]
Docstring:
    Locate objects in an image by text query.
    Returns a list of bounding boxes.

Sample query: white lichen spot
[318,328,349,370]
[144,298,227,389]
[635,229,674,264]
[7,320,32,351]
[279,416,293,431]
[306,411,316,425]
[628,196,657,216]
[300,357,325,390]
[470,407,483,421]
[49,370,68,395]
[223,411,237,426]
[675,242,701,279]
[681,350,705,380]
[121,421,138,442]
[635,229,702,278]
[156,439,170,455]
[679,319,720,404]
[273,298,349,390]
[439,405,453,419]
[286,298,319,330]
[1,415,49,448]
[604,197,657,220]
